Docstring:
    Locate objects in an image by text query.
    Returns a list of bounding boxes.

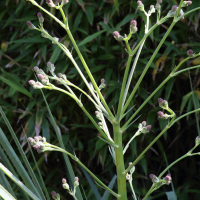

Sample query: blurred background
[0,0,200,199]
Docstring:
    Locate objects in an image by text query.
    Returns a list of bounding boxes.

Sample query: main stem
[113,122,127,200]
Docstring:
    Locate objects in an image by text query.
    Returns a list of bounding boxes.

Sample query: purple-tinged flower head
[187,49,194,57]
[129,162,133,166]
[149,174,156,179]
[28,137,36,146]
[28,80,36,86]
[33,145,39,150]
[172,5,178,12]
[41,79,48,85]
[101,78,105,83]
[130,20,137,27]
[165,174,171,181]
[46,0,55,7]
[58,73,62,78]
[62,0,69,5]
[130,20,138,34]
[195,136,200,146]
[62,178,67,184]
[155,3,161,11]
[37,74,45,80]
[137,0,144,11]
[47,62,52,68]
[182,1,192,7]
[158,98,168,109]
[158,111,164,118]
[146,125,151,131]
[74,177,79,187]
[37,12,44,23]
[63,182,69,190]
[113,31,123,41]
[137,0,142,6]
[51,191,60,200]
[27,21,36,30]
[33,66,40,73]
[150,5,154,9]
[142,121,146,126]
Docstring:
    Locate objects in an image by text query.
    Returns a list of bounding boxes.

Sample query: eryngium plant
[22,0,200,199]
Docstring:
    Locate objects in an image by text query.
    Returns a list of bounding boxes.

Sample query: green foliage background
[0,0,200,199]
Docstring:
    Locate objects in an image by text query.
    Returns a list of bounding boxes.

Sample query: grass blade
[0,107,45,200]
[101,175,117,200]
[81,167,101,200]
[0,163,40,200]
[0,184,16,200]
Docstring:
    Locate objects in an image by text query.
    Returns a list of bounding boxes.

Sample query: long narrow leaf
[0,164,40,200]
[101,175,117,200]
[81,167,101,200]
[0,107,44,200]
[0,184,16,200]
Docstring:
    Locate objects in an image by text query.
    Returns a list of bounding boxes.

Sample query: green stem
[122,15,150,111]
[174,65,200,76]
[129,180,137,200]
[47,147,120,199]
[124,126,168,175]
[123,131,140,154]
[178,7,200,21]
[117,55,133,119]
[143,146,198,200]
[48,85,117,147]
[122,75,171,130]
[122,20,176,115]
[113,122,127,200]
[59,8,114,119]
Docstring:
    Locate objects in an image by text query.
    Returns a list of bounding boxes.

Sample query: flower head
[27,21,36,30]
[187,49,194,57]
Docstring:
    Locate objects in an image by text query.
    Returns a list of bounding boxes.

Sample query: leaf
[192,56,200,65]
[78,30,106,46]
[0,184,16,200]
[0,76,32,98]
[81,167,101,200]
[165,191,177,200]
[101,175,117,200]
[85,6,94,25]
[113,0,119,12]
[180,92,192,112]
[0,164,40,200]
[49,46,62,64]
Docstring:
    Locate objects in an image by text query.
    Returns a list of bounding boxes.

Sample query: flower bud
[130,20,138,34]
[46,0,55,7]
[47,61,55,73]
[155,2,161,12]
[33,145,39,150]
[172,5,178,12]
[113,31,123,41]
[158,98,168,109]
[62,0,69,5]
[149,5,155,14]
[146,125,151,131]
[142,121,146,126]
[33,66,40,73]
[74,177,79,182]
[28,80,36,86]
[182,1,192,7]
[51,191,60,200]
[27,21,36,30]
[37,74,45,80]
[195,136,200,146]
[164,174,172,184]
[28,137,36,146]
[149,174,159,183]
[37,12,44,23]
[63,183,69,190]
[62,178,67,184]
[33,82,44,89]
[149,174,156,179]
[187,49,194,57]
[126,173,131,180]
[137,1,144,11]
[74,176,79,187]
[101,78,105,83]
